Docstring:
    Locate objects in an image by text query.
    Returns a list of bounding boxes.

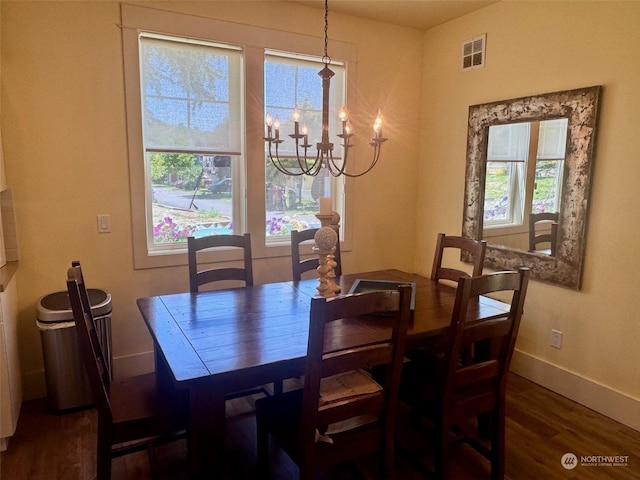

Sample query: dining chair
[66,264,188,480]
[255,285,412,479]
[187,233,253,292]
[399,267,530,480]
[528,212,559,255]
[431,233,487,284]
[187,233,281,396]
[291,228,342,281]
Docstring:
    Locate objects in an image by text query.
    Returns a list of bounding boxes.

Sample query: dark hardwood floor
[2,373,639,479]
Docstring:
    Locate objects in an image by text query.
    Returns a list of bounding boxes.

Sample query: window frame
[121,4,356,269]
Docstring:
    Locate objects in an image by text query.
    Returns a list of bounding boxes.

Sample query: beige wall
[0,1,421,397]
[417,1,640,427]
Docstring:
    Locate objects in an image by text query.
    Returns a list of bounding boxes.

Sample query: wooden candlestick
[314,213,341,296]
[313,247,335,298]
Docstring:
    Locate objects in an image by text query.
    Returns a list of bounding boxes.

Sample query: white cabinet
[0,269,21,451]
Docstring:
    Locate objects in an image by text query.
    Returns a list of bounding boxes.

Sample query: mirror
[462,86,601,289]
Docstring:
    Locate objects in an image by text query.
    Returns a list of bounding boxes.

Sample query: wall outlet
[551,329,562,349]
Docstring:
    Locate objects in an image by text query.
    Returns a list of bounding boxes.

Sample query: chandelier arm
[268,143,306,176]
[326,151,347,177]
[330,141,385,177]
[295,141,322,176]
[269,155,306,177]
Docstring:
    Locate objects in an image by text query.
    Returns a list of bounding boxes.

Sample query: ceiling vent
[462,34,486,71]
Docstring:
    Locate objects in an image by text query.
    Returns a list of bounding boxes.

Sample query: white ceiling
[287,0,499,31]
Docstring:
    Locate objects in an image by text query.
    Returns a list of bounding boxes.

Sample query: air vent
[462,34,486,71]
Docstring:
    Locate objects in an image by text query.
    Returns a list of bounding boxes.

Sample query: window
[484,118,568,228]
[140,34,243,251]
[122,5,356,269]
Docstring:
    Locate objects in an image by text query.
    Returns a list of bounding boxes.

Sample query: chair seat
[110,373,187,438]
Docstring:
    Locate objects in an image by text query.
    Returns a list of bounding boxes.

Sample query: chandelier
[263,0,387,178]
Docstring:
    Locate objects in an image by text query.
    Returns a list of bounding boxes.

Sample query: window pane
[150,153,235,246]
[532,119,567,214]
[140,34,243,251]
[484,161,512,222]
[532,159,563,214]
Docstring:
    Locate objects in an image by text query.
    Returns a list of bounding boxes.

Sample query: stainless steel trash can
[36,289,112,412]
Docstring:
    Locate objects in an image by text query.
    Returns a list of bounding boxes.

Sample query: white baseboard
[111,350,155,379]
[511,349,640,432]
[22,351,156,401]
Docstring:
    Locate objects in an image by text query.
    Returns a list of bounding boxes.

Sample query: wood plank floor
[2,373,639,479]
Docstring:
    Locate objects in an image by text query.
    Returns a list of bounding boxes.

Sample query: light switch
[97,214,111,233]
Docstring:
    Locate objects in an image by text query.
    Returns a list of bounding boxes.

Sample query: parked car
[208,178,232,193]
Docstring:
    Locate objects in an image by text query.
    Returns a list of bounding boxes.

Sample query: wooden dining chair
[187,233,281,396]
[291,228,342,281]
[431,233,487,284]
[399,267,530,480]
[256,285,412,479]
[187,233,253,292]
[528,212,559,255]
[66,264,188,480]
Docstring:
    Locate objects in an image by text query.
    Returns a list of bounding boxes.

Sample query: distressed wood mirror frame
[462,86,601,289]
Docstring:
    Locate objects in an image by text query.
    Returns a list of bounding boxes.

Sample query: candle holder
[316,211,341,295]
[313,246,335,298]
[313,226,340,298]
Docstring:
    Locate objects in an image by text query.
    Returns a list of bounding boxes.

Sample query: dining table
[136,269,510,477]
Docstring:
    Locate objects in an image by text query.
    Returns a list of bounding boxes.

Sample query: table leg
[188,382,226,478]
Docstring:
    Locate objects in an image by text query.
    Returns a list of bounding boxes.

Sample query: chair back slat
[320,343,394,377]
[291,228,342,281]
[431,233,486,284]
[454,360,501,388]
[188,233,253,292]
[316,392,385,427]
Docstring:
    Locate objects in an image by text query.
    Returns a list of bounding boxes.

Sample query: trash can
[36,289,112,412]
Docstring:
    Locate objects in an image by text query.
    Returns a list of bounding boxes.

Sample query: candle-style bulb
[345,123,352,135]
[373,109,383,132]
[274,118,280,130]
[266,112,272,127]
[293,109,300,122]
[339,107,348,122]
[302,124,309,135]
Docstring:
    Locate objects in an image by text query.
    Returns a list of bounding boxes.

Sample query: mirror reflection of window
[485,122,529,226]
[533,118,568,214]
[484,118,568,228]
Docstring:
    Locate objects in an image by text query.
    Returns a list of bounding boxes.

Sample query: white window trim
[121,4,356,269]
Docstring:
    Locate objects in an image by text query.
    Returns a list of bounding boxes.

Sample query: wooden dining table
[136,269,510,477]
